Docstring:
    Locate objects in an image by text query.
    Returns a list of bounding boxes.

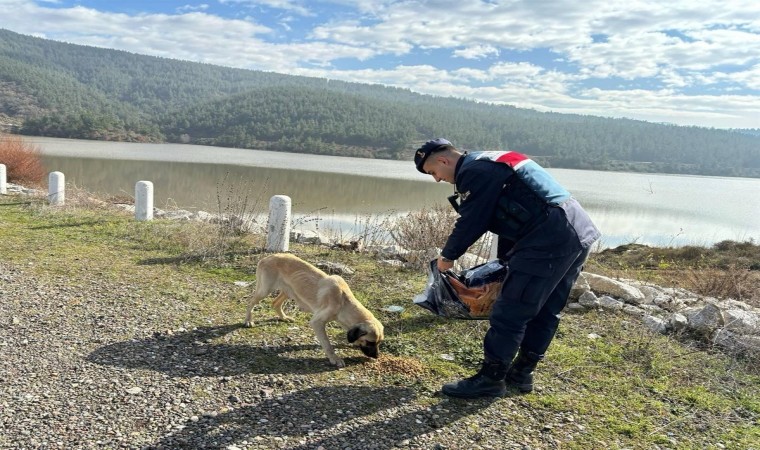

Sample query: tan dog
[244,253,384,367]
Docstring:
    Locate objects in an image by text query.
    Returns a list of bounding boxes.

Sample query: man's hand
[437,256,455,272]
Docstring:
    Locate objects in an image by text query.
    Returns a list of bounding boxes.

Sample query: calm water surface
[27,137,760,248]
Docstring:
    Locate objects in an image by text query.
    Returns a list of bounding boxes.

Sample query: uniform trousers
[483,245,591,363]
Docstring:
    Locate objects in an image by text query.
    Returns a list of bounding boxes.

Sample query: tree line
[1,28,758,177]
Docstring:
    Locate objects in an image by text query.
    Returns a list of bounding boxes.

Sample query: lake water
[23,136,760,249]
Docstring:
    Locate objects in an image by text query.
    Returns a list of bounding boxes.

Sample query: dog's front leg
[310,315,344,368]
[245,293,267,327]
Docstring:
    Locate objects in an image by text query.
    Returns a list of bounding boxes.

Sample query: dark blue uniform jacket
[441,151,600,277]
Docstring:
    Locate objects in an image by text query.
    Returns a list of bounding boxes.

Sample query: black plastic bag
[413,259,508,320]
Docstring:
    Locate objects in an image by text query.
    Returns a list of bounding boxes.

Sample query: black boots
[505,351,542,393]
[441,360,508,399]
[442,352,543,398]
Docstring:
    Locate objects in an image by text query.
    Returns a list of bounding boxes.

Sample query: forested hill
[1,29,759,178]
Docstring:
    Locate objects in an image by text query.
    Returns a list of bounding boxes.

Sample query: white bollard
[266,195,291,252]
[48,171,65,206]
[135,181,154,221]
[0,164,6,195]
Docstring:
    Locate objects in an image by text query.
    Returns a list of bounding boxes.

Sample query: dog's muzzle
[360,342,379,358]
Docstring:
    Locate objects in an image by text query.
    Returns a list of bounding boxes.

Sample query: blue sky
[1,0,759,129]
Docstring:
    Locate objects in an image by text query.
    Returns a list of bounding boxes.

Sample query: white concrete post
[135,181,154,221]
[266,195,291,252]
[48,171,65,206]
[0,164,6,195]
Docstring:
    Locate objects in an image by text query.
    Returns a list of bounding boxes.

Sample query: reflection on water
[41,156,453,214]
[550,169,760,247]
[33,137,760,249]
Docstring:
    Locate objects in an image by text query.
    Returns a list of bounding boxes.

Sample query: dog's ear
[347,325,368,343]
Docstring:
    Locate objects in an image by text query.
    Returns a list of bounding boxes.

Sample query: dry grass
[0,133,46,185]
[683,265,757,302]
[389,203,458,251]
[586,240,760,307]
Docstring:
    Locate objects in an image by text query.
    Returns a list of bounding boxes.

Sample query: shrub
[389,203,458,251]
[683,265,756,301]
[0,133,46,185]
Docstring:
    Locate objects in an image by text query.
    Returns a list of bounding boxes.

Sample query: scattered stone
[637,285,661,304]
[598,296,624,312]
[577,291,600,308]
[722,309,759,334]
[643,315,668,334]
[378,259,405,268]
[569,273,590,301]
[622,305,645,317]
[316,261,355,275]
[668,313,689,332]
[684,303,724,336]
[582,272,645,304]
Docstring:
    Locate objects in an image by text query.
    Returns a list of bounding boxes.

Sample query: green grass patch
[2,198,759,449]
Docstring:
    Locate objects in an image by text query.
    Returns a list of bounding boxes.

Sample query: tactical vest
[454,151,569,240]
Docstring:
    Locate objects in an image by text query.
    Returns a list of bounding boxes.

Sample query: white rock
[378,259,405,268]
[316,261,355,275]
[663,286,699,298]
[578,291,600,308]
[623,305,645,317]
[717,299,753,311]
[639,304,664,313]
[295,229,329,245]
[566,303,586,313]
[685,303,724,335]
[582,272,645,304]
[643,315,668,334]
[713,331,760,355]
[569,273,590,301]
[667,298,687,312]
[679,297,701,307]
[167,210,194,220]
[366,244,407,259]
[402,248,439,266]
[599,295,624,311]
[669,313,689,332]
[723,309,759,335]
[114,204,135,213]
[192,210,215,222]
[637,285,662,304]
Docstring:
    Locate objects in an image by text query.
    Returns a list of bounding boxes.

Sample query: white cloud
[0,0,758,128]
[219,0,312,16]
[453,44,499,60]
[176,4,209,13]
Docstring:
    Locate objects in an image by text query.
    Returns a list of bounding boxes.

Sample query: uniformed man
[415,138,600,398]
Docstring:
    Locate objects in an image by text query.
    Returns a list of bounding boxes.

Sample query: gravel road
[0,261,563,450]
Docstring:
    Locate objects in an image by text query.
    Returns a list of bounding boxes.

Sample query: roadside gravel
[0,261,558,450]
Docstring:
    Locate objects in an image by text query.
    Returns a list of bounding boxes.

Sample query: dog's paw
[330,357,346,368]
[244,320,254,328]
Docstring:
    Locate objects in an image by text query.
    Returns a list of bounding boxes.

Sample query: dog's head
[347,321,384,359]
